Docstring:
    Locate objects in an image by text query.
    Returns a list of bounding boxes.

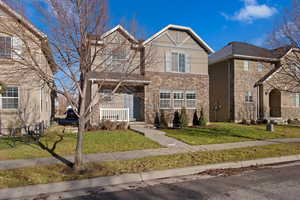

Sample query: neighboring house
[209,42,300,122]
[0,1,56,134]
[87,24,213,126]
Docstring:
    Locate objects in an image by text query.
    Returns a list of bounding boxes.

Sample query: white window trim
[258,63,264,72]
[171,51,187,73]
[159,90,197,109]
[159,90,172,109]
[0,86,19,110]
[245,91,254,103]
[173,90,185,109]
[186,91,197,108]
[244,61,249,71]
[295,93,300,107]
[0,36,12,59]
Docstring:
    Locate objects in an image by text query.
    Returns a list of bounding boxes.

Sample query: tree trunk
[74,119,84,170]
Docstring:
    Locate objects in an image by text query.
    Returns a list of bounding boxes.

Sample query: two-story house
[0,1,56,134]
[209,42,300,122]
[87,24,213,126]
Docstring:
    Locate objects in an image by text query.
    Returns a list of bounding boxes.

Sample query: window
[294,94,300,107]
[173,91,184,108]
[159,90,197,109]
[112,48,126,61]
[102,89,113,102]
[245,91,253,103]
[0,36,11,59]
[171,52,187,73]
[160,91,171,108]
[1,87,18,109]
[186,91,196,108]
[243,61,249,71]
[258,63,264,72]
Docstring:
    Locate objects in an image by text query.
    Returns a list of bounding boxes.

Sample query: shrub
[199,108,207,127]
[173,111,181,128]
[193,110,200,126]
[250,119,257,125]
[117,122,129,130]
[101,120,117,131]
[160,110,168,128]
[180,107,188,128]
[154,112,160,129]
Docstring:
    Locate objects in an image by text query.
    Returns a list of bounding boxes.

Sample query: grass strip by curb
[1,142,300,189]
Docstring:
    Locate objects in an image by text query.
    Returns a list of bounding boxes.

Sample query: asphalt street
[64,163,300,200]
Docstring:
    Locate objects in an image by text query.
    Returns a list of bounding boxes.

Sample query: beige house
[87,25,213,126]
[209,42,300,122]
[0,2,56,134]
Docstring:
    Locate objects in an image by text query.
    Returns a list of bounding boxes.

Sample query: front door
[124,94,143,122]
[124,94,134,121]
[269,89,281,118]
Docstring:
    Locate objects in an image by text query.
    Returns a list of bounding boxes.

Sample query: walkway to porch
[130,125,194,151]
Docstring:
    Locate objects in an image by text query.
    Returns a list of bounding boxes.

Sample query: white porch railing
[100,108,130,122]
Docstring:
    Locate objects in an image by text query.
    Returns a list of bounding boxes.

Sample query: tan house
[0,1,56,134]
[209,42,300,122]
[87,24,213,126]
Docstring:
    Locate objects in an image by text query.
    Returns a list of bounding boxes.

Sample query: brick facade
[144,72,209,125]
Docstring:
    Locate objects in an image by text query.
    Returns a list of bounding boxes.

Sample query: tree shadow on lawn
[0,131,74,168]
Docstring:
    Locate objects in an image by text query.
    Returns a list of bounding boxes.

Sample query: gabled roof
[0,1,57,73]
[89,25,138,44]
[0,0,46,39]
[254,47,300,87]
[142,24,214,54]
[209,42,280,65]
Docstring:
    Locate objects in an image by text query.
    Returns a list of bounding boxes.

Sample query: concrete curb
[1,154,300,200]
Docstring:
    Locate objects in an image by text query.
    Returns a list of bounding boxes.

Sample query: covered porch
[257,84,282,120]
[88,72,150,124]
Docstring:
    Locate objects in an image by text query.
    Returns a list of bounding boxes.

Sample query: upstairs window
[166,52,190,73]
[258,63,264,72]
[0,36,11,59]
[243,61,249,71]
[112,48,127,61]
[1,87,19,109]
[245,91,253,103]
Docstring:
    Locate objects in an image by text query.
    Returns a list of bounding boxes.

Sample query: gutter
[209,55,279,66]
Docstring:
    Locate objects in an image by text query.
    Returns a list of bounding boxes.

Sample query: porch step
[129,121,153,128]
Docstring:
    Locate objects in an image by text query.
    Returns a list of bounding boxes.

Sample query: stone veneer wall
[233,59,275,122]
[144,72,209,126]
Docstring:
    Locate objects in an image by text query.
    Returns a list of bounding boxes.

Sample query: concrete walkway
[130,125,194,151]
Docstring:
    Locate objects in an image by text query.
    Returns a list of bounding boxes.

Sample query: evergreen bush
[192,110,200,126]
[180,107,188,128]
[173,111,181,128]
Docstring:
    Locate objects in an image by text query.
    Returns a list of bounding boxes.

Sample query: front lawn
[164,123,300,145]
[0,126,161,161]
[1,142,300,189]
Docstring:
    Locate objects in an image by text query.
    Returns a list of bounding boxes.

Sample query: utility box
[266,123,274,132]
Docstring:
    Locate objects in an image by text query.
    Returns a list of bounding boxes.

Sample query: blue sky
[25,0,291,51]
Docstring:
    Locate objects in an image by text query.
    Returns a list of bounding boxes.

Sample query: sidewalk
[1,154,300,200]
[1,136,300,170]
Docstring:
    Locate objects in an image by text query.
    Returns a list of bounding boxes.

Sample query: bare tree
[0,0,155,171]
[267,0,300,93]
